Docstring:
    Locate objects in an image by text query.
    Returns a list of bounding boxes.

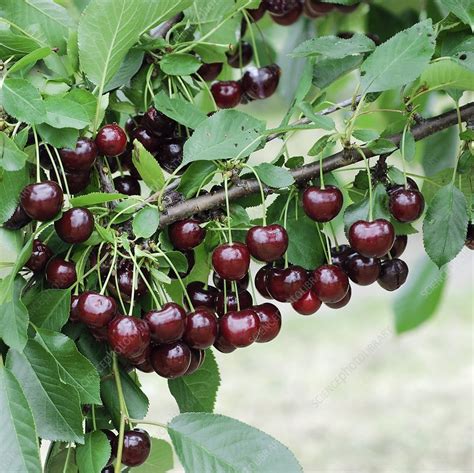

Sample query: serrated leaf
[7,46,52,74]
[133,141,166,191]
[133,207,160,238]
[154,91,207,130]
[254,163,294,189]
[0,28,40,58]
[27,289,71,331]
[296,102,335,131]
[76,431,111,473]
[418,58,474,91]
[438,0,474,31]
[104,48,144,93]
[44,96,91,129]
[0,131,28,171]
[312,55,363,89]
[0,167,29,224]
[352,129,380,142]
[37,124,79,149]
[134,438,174,473]
[45,447,78,473]
[160,53,201,76]
[70,192,126,207]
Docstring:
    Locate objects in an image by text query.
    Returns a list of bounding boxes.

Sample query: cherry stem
[242,10,261,68]
[224,176,233,243]
[232,281,241,311]
[62,443,72,473]
[91,405,97,431]
[127,419,168,430]
[328,221,339,250]
[282,189,294,268]
[113,353,127,473]
[100,241,118,295]
[319,153,325,189]
[195,74,218,111]
[243,164,266,225]
[400,124,409,188]
[355,147,374,221]
[316,223,331,264]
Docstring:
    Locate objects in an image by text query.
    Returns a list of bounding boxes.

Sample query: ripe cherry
[211,81,242,109]
[108,315,151,360]
[59,137,97,172]
[95,124,127,157]
[144,303,187,344]
[248,3,267,21]
[70,295,80,322]
[219,309,260,348]
[255,265,273,299]
[62,170,91,194]
[197,62,223,82]
[77,291,117,328]
[132,126,160,153]
[466,223,474,250]
[151,341,191,378]
[119,429,151,467]
[46,258,77,289]
[264,0,299,16]
[25,239,53,272]
[270,1,303,24]
[246,224,289,262]
[302,186,343,222]
[55,207,94,244]
[305,1,336,14]
[292,289,322,315]
[227,41,253,68]
[378,259,409,291]
[169,219,205,251]
[242,64,281,100]
[313,264,349,303]
[215,289,253,316]
[214,334,236,353]
[254,303,282,342]
[156,138,185,174]
[267,265,308,302]
[326,285,352,309]
[389,189,425,223]
[3,204,31,230]
[142,107,176,137]
[213,271,249,292]
[212,242,250,281]
[117,260,148,299]
[185,281,218,310]
[345,253,381,286]
[114,176,141,196]
[20,181,63,221]
[331,244,356,268]
[183,308,218,349]
[348,219,395,258]
[385,235,407,259]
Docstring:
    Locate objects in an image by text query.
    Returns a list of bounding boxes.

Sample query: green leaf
[254,163,294,189]
[76,431,111,473]
[0,28,40,58]
[0,132,28,171]
[134,438,174,473]
[0,168,29,224]
[0,366,42,473]
[423,183,468,267]
[312,55,363,89]
[361,20,436,93]
[160,53,201,76]
[133,141,165,191]
[35,328,101,405]
[418,58,474,91]
[7,46,52,74]
[168,350,220,413]
[37,124,79,149]
[168,413,302,473]
[66,89,98,122]
[438,0,474,31]
[183,110,265,164]
[44,96,91,129]
[70,192,126,207]
[178,161,217,198]
[366,138,397,154]
[104,48,144,93]
[296,102,335,131]
[45,446,78,473]
[27,289,71,331]
[154,91,207,130]
[133,207,160,239]
[0,78,46,124]
[6,340,84,443]
[352,128,380,142]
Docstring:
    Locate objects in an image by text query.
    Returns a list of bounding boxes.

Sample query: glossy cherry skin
[213,272,249,292]
[255,264,273,299]
[385,235,407,259]
[185,349,206,375]
[95,124,127,157]
[156,138,185,174]
[102,429,117,467]
[70,295,80,322]
[183,308,218,349]
[267,266,308,302]
[185,281,218,310]
[59,137,97,172]
[248,3,267,21]
[62,170,91,194]
[46,258,77,289]
[211,81,242,109]
[25,239,53,272]
[212,242,250,281]
[144,302,187,344]
[263,0,300,16]
[108,315,151,359]
[313,264,349,303]
[151,341,192,378]
[302,186,343,222]
[227,41,253,68]
[331,244,356,268]
[117,260,148,299]
[197,62,223,82]
[142,107,176,137]
[55,207,94,244]
[466,223,474,250]
[292,289,322,315]
[20,181,63,221]
[215,290,253,316]
[242,64,280,100]
[389,189,425,223]
[326,285,352,309]
[246,224,289,262]
[169,219,205,251]
[254,303,282,342]
[3,204,32,230]
[119,429,151,467]
[77,291,117,328]
[114,175,141,196]
[305,0,336,14]
[378,259,409,291]
[348,219,395,258]
[270,1,303,24]
[219,309,260,348]
[345,253,381,286]
[132,126,160,153]
[214,334,236,353]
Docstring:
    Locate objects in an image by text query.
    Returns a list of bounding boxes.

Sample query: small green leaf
[27,289,71,332]
[352,129,381,142]
[366,138,397,154]
[133,207,160,239]
[133,141,165,191]
[438,0,474,31]
[312,55,363,89]
[154,91,207,129]
[0,132,28,171]
[308,135,332,157]
[160,53,201,76]
[76,431,111,473]
[37,124,79,149]
[418,58,474,91]
[70,192,126,207]
[7,46,52,74]
[296,102,335,131]
[134,438,174,473]
[178,161,217,198]
[254,163,294,189]
[44,96,91,129]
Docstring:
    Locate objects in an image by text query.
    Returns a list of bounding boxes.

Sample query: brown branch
[158,102,474,228]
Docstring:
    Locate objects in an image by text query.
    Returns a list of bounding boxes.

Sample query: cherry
[108,315,151,360]
[117,260,148,299]
[211,81,242,109]
[135,356,154,373]
[95,124,127,157]
[214,334,236,353]
[55,207,94,244]
[114,175,141,196]
[242,64,281,100]
[90,325,109,342]
[292,289,322,315]
[378,259,409,291]
[46,258,77,289]
[77,291,117,328]
[348,219,395,258]
[254,303,282,342]
[20,181,63,221]
[466,223,474,250]
[156,138,185,174]
[345,253,381,286]
[142,107,176,137]
[212,242,250,281]
[151,341,191,378]
[302,185,343,222]
[326,285,352,309]
[125,116,141,137]
[132,126,160,153]
[305,1,336,14]
[248,3,267,21]
[25,239,53,272]
[389,189,425,223]
[61,170,91,194]
[227,42,253,68]
[70,295,80,322]
[3,204,32,230]
[219,309,260,348]
[185,281,218,310]
[331,244,356,268]
[169,219,205,251]
[246,224,289,262]
[59,137,97,172]
[313,264,349,303]
[267,265,308,302]
[144,302,187,343]
[215,289,253,316]
[385,235,407,259]
[264,0,299,16]
[119,429,151,467]
[213,271,249,292]
[270,1,303,24]
[185,348,205,375]
[255,265,272,299]
[197,62,223,82]
[183,308,218,349]
[102,429,117,467]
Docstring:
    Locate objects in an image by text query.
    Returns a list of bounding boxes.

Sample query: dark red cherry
[219,309,260,347]
[213,272,249,292]
[125,116,141,137]
[255,264,273,299]
[227,41,253,68]
[70,295,80,322]
[169,219,205,251]
[212,242,250,281]
[25,239,53,272]
[59,137,97,172]
[90,325,108,342]
[378,259,409,291]
[211,81,242,109]
[466,223,474,250]
[183,308,218,349]
[46,258,77,289]
[242,64,281,100]
[3,204,32,230]
[267,266,308,302]
[185,349,206,375]
[135,356,154,373]
[197,62,223,82]
[119,429,151,467]
[132,126,160,153]
[77,291,117,328]
[151,341,191,378]
[156,138,184,174]
[385,235,407,259]
[108,315,151,359]
[248,3,267,21]
[348,219,395,258]
[270,1,303,24]
[61,170,91,194]
[302,185,343,222]
[326,285,352,309]
[254,303,281,342]
[114,176,141,196]
[20,181,63,221]
[264,0,300,16]
[55,207,94,244]
[305,0,336,14]
[214,334,236,353]
[142,107,176,136]
[389,189,425,223]
[246,224,289,262]
[291,289,322,315]
[96,124,127,157]
[117,260,148,299]
[313,264,349,303]
[345,253,380,286]
[215,289,253,316]
[144,302,187,344]
[185,281,218,310]
[102,429,117,467]
[331,244,356,268]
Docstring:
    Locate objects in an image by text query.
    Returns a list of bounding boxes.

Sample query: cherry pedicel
[119,429,151,467]
[197,62,223,82]
[292,289,322,315]
[267,265,308,302]
[95,124,127,157]
[77,291,117,328]
[151,341,192,378]
[302,185,343,222]
[377,259,409,291]
[348,219,395,258]
[169,219,206,251]
[3,204,32,230]
[185,281,218,310]
[114,175,141,196]
[313,264,349,303]
[326,285,352,309]
[227,41,253,68]
[215,289,253,316]
[254,303,282,342]
[242,64,281,100]
[46,258,77,289]
[219,309,260,348]
[144,302,187,344]
[211,81,242,109]
[212,242,250,281]
[59,137,97,172]
[108,315,151,360]
[25,239,53,272]
[55,207,94,244]
[20,181,63,221]
[345,253,381,286]
[246,224,289,262]
[183,308,219,349]
[389,188,425,223]
[213,271,249,292]
[385,235,408,259]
